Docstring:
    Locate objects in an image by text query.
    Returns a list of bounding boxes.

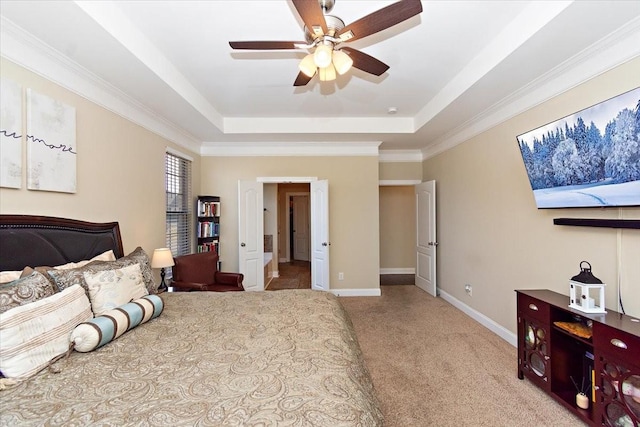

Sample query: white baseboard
[272,271,279,278]
[331,288,382,297]
[438,289,517,347]
[279,257,287,263]
[380,268,415,275]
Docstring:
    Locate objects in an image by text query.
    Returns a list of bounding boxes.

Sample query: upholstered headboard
[0,215,124,271]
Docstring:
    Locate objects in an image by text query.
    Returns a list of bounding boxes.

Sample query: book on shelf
[584,350,595,402]
[198,200,220,217]
[197,241,218,253]
[198,222,220,238]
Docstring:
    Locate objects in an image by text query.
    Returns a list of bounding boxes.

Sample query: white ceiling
[1,1,639,158]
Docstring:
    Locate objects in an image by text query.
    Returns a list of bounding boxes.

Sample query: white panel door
[415,180,437,296]
[292,195,310,261]
[238,180,264,291]
[311,180,329,291]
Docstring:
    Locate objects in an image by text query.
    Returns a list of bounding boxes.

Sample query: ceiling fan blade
[340,47,389,76]
[229,41,305,50]
[337,0,423,43]
[293,72,313,87]
[292,0,327,37]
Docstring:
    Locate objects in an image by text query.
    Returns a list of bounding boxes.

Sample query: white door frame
[285,191,310,262]
[248,177,330,291]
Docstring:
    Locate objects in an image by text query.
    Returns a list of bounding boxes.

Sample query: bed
[0,215,383,426]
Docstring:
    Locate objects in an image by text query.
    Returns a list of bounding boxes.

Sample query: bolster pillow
[70,295,163,352]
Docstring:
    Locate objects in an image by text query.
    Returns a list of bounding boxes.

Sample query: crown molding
[378,150,423,163]
[379,180,421,186]
[0,17,201,154]
[200,141,382,157]
[421,17,640,161]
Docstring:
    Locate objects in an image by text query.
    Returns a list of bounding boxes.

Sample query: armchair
[171,252,244,292]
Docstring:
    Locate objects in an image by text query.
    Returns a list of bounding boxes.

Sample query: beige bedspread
[0,290,383,426]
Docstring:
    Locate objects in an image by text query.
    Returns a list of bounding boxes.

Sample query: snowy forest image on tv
[517,88,640,208]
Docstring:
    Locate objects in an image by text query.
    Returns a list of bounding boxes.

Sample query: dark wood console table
[516,289,640,426]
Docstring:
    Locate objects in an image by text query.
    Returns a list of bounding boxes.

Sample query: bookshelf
[197,196,220,259]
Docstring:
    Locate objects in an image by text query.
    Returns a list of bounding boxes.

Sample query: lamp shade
[318,64,336,82]
[332,50,353,75]
[298,54,317,77]
[151,248,174,268]
[313,44,333,68]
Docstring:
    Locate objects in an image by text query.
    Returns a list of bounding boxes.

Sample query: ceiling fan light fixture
[318,64,337,82]
[299,54,317,77]
[314,43,333,68]
[332,50,353,75]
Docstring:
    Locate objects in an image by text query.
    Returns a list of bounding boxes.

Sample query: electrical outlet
[465,284,472,296]
[338,272,344,280]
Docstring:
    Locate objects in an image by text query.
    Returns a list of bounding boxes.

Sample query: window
[165,151,192,257]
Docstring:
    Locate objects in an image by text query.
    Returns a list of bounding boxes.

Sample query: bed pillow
[83,263,148,316]
[70,294,163,352]
[0,271,57,314]
[0,285,92,379]
[48,247,157,295]
[52,249,117,270]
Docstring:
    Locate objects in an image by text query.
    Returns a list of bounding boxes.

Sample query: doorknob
[322,242,330,246]
[428,241,439,247]
[240,242,246,247]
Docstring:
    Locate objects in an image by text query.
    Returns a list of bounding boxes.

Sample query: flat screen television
[516,87,640,209]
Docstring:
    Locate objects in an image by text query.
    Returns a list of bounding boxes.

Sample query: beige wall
[379,161,422,181]
[379,186,416,270]
[423,58,640,333]
[0,58,202,259]
[200,156,380,290]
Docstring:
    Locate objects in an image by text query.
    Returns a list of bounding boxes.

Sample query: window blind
[165,152,192,257]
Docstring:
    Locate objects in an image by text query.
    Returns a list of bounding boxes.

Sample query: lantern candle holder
[569,261,606,314]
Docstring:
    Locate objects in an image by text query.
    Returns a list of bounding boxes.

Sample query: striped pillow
[0,285,92,379]
[71,295,163,352]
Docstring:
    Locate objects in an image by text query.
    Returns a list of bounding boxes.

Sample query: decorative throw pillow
[48,247,157,295]
[70,295,163,352]
[0,271,57,314]
[114,247,157,295]
[0,285,92,379]
[20,266,58,290]
[0,271,22,285]
[83,263,148,316]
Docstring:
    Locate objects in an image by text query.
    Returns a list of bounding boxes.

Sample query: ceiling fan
[228,0,423,86]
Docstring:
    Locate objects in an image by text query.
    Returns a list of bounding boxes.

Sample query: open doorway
[239,179,328,292]
[271,184,311,290]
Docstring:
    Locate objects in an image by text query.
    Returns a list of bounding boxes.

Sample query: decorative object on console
[151,248,174,293]
[571,375,591,409]
[569,261,606,314]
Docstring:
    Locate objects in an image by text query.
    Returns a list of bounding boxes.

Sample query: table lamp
[151,248,174,292]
